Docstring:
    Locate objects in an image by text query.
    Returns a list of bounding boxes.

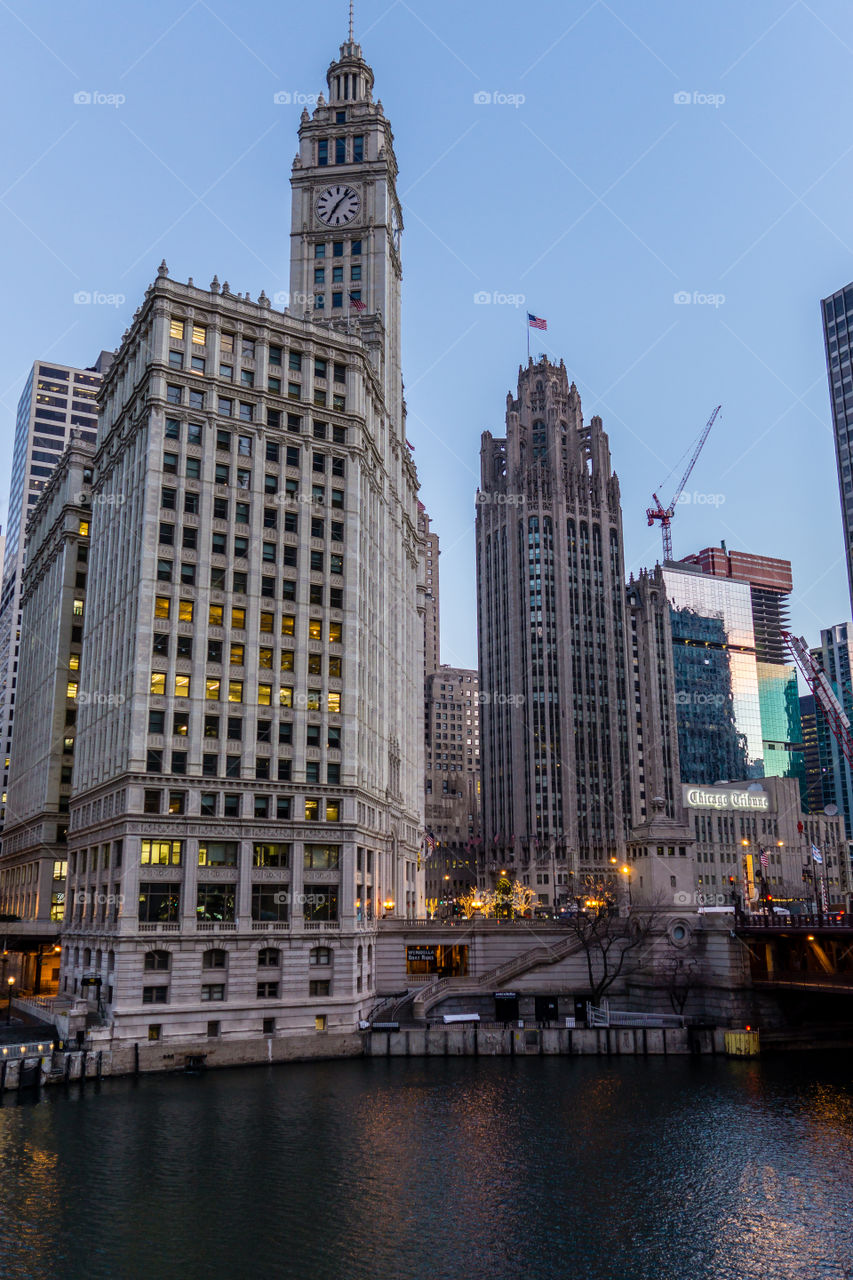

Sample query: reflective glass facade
[664,566,764,783]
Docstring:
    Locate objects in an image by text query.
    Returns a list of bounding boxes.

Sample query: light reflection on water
[1,1055,852,1280]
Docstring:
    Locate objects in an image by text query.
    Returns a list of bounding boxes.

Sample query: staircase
[412,934,585,1019]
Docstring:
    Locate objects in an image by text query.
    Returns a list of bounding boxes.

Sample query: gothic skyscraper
[476,357,636,896]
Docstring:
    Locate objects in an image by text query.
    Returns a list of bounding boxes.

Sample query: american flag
[424,830,436,854]
[349,292,366,312]
[528,313,547,331]
[759,848,768,870]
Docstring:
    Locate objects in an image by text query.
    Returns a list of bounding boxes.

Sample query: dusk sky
[2,0,852,668]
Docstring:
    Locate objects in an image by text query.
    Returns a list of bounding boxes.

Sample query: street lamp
[5,975,14,1026]
[620,864,632,906]
[382,898,395,917]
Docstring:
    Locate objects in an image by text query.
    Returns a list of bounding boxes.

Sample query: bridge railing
[739,912,853,929]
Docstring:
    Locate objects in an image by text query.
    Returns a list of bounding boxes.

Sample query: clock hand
[329,192,350,217]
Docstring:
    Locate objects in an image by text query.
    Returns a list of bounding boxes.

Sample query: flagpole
[527,314,530,362]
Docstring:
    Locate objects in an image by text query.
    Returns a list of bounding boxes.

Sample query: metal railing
[739,912,853,930]
[586,1002,685,1028]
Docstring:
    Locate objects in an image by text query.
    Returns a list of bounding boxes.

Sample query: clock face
[316,185,360,227]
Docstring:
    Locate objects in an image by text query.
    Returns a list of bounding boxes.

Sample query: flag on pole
[406,440,416,451]
[759,848,768,870]
[528,313,547,331]
[349,292,366,312]
[811,844,823,865]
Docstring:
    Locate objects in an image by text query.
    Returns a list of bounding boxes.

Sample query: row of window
[153,560,345,607]
[136,882,339,922]
[158,528,345,573]
[165,383,347,413]
[145,755,338,790]
[162,451,346,499]
[154,598,343,642]
[144,946,333,970]
[142,774,339,812]
[143,980,331,1002]
[162,418,348,447]
[317,135,364,165]
[163,493,346,544]
[147,712,341,747]
[148,673,342,712]
[151,637,341,674]
[139,840,339,867]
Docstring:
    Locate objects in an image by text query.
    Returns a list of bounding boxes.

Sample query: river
[0,1054,851,1280]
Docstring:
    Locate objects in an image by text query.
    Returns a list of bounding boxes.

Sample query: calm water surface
[1,1054,852,1280]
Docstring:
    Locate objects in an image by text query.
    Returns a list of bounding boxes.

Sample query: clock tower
[289,28,404,431]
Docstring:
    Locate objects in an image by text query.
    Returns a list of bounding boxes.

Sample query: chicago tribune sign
[685,787,769,811]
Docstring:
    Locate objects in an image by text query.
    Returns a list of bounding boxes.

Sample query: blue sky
[1,0,852,669]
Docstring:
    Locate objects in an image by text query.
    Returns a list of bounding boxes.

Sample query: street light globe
[6,977,13,987]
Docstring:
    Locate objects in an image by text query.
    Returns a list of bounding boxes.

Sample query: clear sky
[1,0,851,669]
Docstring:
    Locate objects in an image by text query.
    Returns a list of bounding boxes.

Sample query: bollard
[64,1053,71,1086]
[134,1042,140,1077]
[97,1050,103,1082]
[0,1059,5,1101]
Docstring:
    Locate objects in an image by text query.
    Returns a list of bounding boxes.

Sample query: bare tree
[662,950,700,1016]
[565,874,658,1006]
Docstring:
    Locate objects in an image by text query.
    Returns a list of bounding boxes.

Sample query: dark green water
[1,1055,852,1280]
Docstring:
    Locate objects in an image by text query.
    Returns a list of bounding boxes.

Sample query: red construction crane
[782,631,853,768]
[647,405,722,561]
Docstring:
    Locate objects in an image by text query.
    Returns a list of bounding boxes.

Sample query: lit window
[67,681,79,699]
[327,692,341,714]
[209,604,223,626]
[308,619,322,641]
[79,519,90,536]
[228,681,243,703]
[170,319,185,340]
[282,616,295,636]
[178,600,193,623]
[305,799,319,821]
[69,653,80,671]
[150,673,166,696]
[232,608,246,629]
[259,648,273,669]
[281,650,294,671]
[329,623,342,643]
[278,686,293,708]
[141,840,182,866]
[326,800,340,821]
[155,597,170,620]
[260,612,274,633]
[258,684,272,706]
[174,675,190,698]
[205,679,221,701]
[72,599,84,617]
[192,324,206,345]
[230,644,245,666]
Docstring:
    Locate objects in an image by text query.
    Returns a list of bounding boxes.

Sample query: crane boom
[670,405,721,511]
[782,631,853,769]
[646,405,721,561]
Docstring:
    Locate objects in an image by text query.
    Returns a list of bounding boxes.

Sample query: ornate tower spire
[327,11,374,103]
[349,0,354,42]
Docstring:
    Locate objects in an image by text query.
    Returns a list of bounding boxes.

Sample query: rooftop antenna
[349,0,354,41]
